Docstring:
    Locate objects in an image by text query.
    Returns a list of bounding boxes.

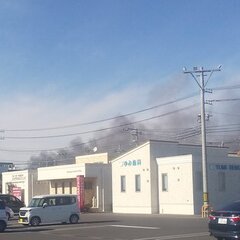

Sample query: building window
[135,174,141,192]
[62,182,65,194]
[54,182,58,194]
[69,181,72,194]
[218,172,226,192]
[120,176,126,192]
[162,173,168,192]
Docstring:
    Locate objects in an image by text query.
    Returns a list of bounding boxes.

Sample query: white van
[18,194,80,226]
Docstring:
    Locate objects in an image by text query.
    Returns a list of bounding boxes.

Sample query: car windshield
[219,202,240,211]
[28,198,45,207]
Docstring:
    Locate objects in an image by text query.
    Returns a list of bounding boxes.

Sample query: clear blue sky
[0,0,239,99]
[0,0,239,163]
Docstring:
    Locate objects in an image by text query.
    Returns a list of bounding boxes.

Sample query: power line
[3,93,198,132]
[207,98,240,103]
[3,103,198,139]
[211,111,240,117]
[212,84,240,91]
[0,132,117,153]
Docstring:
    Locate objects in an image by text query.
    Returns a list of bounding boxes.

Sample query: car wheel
[69,214,79,224]
[30,217,41,226]
[0,221,6,232]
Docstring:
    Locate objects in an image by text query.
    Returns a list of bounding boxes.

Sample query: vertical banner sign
[76,175,84,211]
[12,187,22,201]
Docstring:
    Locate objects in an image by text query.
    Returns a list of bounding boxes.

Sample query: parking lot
[1,213,214,240]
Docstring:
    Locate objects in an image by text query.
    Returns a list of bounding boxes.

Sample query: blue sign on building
[121,159,141,167]
[210,164,240,171]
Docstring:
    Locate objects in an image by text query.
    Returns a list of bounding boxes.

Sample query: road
[1,213,214,240]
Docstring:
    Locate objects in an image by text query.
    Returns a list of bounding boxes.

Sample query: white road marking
[42,224,108,232]
[110,224,160,230]
[133,232,209,240]
[24,223,209,240]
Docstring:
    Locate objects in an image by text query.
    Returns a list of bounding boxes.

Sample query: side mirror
[43,203,48,208]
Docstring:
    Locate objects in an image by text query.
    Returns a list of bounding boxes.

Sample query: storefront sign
[76,175,84,211]
[12,174,26,181]
[121,159,141,167]
[210,164,240,171]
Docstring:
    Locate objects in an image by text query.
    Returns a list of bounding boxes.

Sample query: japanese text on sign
[121,159,141,167]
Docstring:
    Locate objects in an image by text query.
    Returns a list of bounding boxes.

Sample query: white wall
[206,157,240,210]
[2,170,49,206]
[157,152,240,215]
[76,153,108,164]
[112,142,152,213]
[38,164,85,180]
[111,140,198,214]
[85,164,112,212]
[149,141,180,213]
[157,155,195,215]
[38,162,112,212]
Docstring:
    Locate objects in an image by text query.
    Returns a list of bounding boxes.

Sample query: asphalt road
[1,213,214,240]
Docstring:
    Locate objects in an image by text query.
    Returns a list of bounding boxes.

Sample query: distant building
[0,162,15,173]
[0,162,15,193]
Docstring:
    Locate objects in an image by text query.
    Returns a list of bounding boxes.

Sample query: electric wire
[3,93,198,132]
[3,103,198,140]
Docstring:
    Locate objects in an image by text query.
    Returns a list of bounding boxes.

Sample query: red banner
[12,187,22,201]
[76,175,84,211]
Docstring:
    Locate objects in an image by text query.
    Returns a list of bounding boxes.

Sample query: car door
[8,196,20,213]
[54,197,67,222]
[9,196,24,213]
[39,197,57,224]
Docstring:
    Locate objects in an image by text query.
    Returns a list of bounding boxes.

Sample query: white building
[2,169,49,206]
[38,153,112,212]
[111,140,240,215]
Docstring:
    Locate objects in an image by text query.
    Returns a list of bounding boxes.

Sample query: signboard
[12,187,22,201]
[76,175,84,211]
[12,174,26,181]
[121,159,141,167]
[210,164,240,171]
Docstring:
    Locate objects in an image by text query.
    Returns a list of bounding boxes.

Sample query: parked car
[5,206,14,220]
[0,200,7,232]
[209,200,240,239]
[19,194,80,226]
[0,194,25,214]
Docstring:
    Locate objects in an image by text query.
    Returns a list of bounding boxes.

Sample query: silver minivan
[18,194,80,226]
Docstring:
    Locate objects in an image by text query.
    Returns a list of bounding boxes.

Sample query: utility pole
[183,66,221,210]
[123,127,142,146]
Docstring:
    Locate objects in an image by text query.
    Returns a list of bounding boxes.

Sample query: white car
[0,200,7,232]
[5,206,14,220]
[19,194,80,226]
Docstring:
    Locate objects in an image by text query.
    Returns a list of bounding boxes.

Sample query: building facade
[2,169,49,205]
[38,153,112,212]
[111,140,240,215]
